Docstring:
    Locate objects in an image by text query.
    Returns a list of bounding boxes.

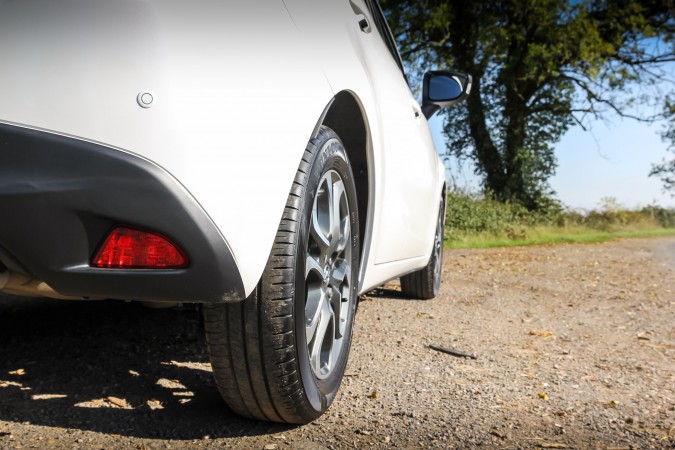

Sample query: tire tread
[204,126,353,424]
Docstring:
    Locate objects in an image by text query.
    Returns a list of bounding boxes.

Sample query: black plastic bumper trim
[0,122,245,302]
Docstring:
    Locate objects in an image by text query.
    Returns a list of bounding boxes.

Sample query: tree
[649,96,675,194]
[381,0,674,209]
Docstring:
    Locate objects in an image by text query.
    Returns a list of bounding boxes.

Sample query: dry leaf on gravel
[156,378,187,389]
[107,396,131,409]
[74,398,107,408]
[146,400,164,410]
[529,330,554,337]
[31,394,67,400]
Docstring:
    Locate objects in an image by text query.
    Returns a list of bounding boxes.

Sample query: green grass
[443,191,675,249]
[445,227,675,249]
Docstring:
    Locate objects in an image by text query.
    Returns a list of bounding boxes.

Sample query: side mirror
[422,70,472,119]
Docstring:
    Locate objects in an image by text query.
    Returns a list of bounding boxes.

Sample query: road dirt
[1,237,674,449]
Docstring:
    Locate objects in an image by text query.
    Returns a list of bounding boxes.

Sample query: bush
[444,190,675,242]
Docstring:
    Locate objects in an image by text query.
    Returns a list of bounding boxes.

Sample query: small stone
[264,445,278,450]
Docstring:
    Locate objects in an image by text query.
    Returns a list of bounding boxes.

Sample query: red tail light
[92,227,188,269]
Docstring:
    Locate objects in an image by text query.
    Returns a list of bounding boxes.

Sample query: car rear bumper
[0,122,245,302]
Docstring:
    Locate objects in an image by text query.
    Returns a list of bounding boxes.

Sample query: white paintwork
[0,0,446,297]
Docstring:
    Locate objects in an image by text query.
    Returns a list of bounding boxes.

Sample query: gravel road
[1,237,674,449]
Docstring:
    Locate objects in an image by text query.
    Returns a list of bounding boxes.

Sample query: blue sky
[429,115,674,211]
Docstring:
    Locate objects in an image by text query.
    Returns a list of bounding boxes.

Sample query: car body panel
[0,0,446,301]
[282,0,445,292]
[0,0,336,297]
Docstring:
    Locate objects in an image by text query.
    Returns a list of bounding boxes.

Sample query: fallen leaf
[107,396,131,409]
[529,331,554,338]
[156,378,187,390]
[146,399,164,410]
[538,393,549,400]
[369,391,379,399]
[8,369,25,376]
[129,370,140,377]
[74,398,107,408]
[31,394,67,400]
[173,391,194,398]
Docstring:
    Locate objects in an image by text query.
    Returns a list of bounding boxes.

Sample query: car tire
[202,126,359,424]
[400,197,444,300]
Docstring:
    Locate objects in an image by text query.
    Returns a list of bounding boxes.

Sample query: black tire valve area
[203,126,360,424]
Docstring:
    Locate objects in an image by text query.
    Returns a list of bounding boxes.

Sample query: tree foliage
[381,0,674,209]
[649,96,675,194]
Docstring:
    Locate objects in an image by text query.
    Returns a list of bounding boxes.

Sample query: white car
[0,0,470,423]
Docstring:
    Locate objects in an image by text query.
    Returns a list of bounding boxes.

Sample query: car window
[364,0,407,81]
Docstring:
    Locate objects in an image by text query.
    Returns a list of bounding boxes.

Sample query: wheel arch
[319,91,372,290]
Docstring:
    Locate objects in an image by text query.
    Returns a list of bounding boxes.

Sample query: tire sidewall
[293,131,359,415]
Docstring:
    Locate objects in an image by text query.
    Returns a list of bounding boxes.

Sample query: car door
[349,0,442,265]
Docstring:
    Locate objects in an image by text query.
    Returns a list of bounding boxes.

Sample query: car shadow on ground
[360,283,417,301]
[0,296,296,440]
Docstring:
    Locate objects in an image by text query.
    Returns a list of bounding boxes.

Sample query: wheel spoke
[327,178,345,256]
[305,286,323,344]
[305,254,323,279]
[328,285,347,339]
[310,177,332,256]
[307,299,334,377]
[329,259,349,290]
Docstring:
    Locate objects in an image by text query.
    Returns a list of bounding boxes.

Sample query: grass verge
[444,191,675,249]
[445,227,675,249]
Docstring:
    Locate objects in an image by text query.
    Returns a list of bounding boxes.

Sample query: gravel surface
[1,237,674,449]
